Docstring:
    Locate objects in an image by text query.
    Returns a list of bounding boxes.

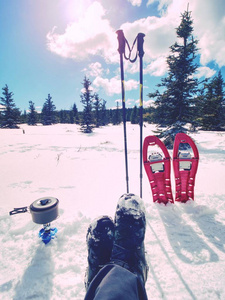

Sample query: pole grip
[137,33,145,58]
[116,30,126,55]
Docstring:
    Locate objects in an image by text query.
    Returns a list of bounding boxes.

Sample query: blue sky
[0,0,225,112]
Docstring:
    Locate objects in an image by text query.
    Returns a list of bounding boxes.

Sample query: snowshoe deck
[143,136,174,204]
[173,133,199,202]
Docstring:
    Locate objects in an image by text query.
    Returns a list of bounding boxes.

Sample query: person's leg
[84,193,148,300]
[85,216,115,289]
[110,193,148,286]
[85,264,147,300]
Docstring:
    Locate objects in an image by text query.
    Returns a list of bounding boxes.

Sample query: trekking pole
[137,33,145,198]
[116,29,129,193]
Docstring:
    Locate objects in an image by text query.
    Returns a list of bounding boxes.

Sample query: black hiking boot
[110,193,148,285]
[85,216,114,289]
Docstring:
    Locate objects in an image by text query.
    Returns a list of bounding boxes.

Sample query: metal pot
[30,197,59,224]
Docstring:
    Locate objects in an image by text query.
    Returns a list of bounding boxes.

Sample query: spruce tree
[69,103,79,124]
[20,110,27,124]
[112,101,121,125]
[131,105,139,124]
[27,101,37,125]
[201,71,225,130]
[80,76,94,133]
[93,93,102,127]
[41,94,56,125]
[59,110,67,123]
[0,84,20,128]
[149,10,199,147]
[72,103,79,124]
[100,99,108,126]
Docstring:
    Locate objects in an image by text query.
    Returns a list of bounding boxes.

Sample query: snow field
[0,123,225,299]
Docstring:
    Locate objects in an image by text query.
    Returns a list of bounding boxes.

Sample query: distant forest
[0,83,151,129]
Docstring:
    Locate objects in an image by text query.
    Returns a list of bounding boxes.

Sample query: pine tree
[149,10,199,147]
[0,84,20,128]
[80,76,94,133]
[59,110,67,123]
[93,93,102,127]
[143,106,156,123]
[191,87,205,131]
[201,71,225,130]
[20,110,27,124]
[131,105,139,124]
[41,94,56,125]
[69,103,79,124]
[100,99,108,126]
[72,103,79,124]
[27,101,37,125]
[112,101,121,125]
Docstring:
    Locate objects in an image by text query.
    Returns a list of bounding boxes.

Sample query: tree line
[1,9,224,140]
[0,82,139,130]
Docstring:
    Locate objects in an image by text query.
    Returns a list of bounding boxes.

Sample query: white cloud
[46,0,225,80]
[144,56,168,76]
[0,104,6,111]
[147,0,173,13]
[132,98,155,108]
[92,76,139,96]
[118,15,177,77]
[127,0,142,7]
[143,99,156,108]
[47,1,117,62]
[83,62,104,77]
[195,66,216,79]
[121,16,177,61]
[125,60,139,74]
[81,85,94,94]
[125,79,139,91]
[46,0,179,72]
[92,76,121,95]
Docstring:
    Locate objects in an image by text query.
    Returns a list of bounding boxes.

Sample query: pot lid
[30,197,59,212]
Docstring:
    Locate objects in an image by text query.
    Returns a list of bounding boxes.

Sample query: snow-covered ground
[0,123,225,300]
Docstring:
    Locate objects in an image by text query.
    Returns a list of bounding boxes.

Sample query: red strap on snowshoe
[143,136,174,204]
[173,133,199,202]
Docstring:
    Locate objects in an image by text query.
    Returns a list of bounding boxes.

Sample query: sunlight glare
[62,0,93,23]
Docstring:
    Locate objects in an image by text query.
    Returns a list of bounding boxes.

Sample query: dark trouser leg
[84,264,148,300]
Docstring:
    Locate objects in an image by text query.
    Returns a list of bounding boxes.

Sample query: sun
[62,0,94,23]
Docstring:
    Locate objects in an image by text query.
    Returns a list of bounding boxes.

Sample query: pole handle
[137,33,145,58]
[116,30,126,55]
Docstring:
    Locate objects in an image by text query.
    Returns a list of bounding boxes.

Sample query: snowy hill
[0,123,225,299]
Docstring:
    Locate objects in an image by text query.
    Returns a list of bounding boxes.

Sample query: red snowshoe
[173,133,199,202]
[143,136,174,204]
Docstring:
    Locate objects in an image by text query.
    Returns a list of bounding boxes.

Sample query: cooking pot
[30,197,59,224]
